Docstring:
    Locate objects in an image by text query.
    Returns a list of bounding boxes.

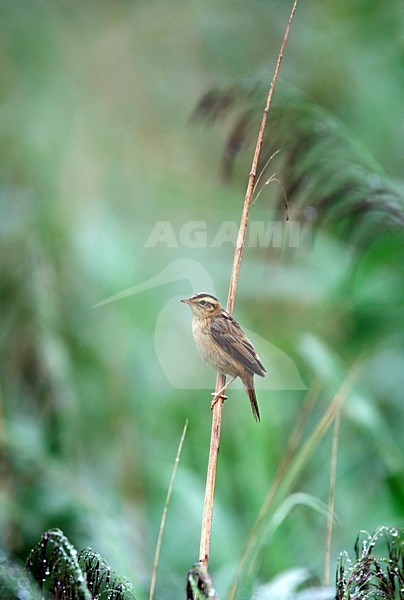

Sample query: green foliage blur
[1,1,403,598]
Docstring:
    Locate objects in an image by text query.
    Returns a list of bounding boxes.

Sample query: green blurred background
[1,1,403,598]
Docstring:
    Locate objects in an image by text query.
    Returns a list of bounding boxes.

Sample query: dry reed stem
[324,409,342,587]
[198,0,300,569]
[150,420,188,600]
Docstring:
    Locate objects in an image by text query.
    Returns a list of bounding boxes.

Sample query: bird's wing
[210,311,266,377]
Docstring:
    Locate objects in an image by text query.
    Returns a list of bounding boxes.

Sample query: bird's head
[180,293,222,317]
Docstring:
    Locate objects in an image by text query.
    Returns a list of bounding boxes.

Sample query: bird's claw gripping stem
[210,392,228,409]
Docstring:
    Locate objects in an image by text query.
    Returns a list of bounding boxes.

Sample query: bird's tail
[243,373,261,422]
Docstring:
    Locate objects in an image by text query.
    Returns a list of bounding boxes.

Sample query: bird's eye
[199,300,206,306]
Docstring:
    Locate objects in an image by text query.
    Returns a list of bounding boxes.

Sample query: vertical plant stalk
[228,364,361,600]
[198,0,300,568]
[323,409,342,587]
[150,420,188,600]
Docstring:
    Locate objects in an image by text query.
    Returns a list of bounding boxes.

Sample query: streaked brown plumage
[181,292,266,421]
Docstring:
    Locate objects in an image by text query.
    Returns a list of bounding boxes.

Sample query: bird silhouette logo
[94,259,306,391]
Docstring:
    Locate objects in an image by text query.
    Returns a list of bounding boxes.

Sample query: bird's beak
[180,297,191,304]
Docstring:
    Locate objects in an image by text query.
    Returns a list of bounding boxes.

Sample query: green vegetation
[336,526,403,599]
[1,2,403,598]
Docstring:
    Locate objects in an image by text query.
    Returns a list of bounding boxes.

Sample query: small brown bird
[181,292,266,421]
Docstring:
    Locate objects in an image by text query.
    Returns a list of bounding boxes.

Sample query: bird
[181,292,266,421]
